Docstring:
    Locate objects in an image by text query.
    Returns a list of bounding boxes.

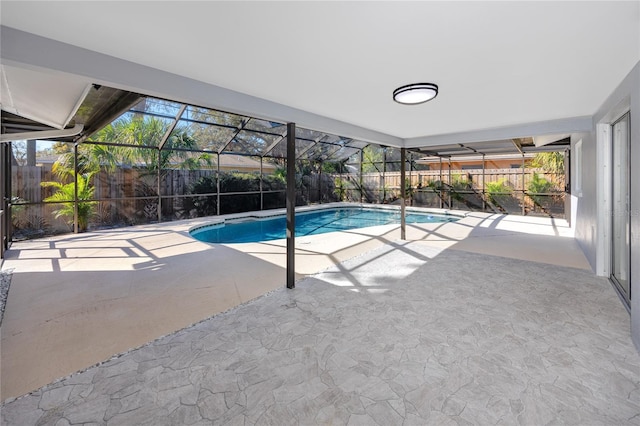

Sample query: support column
[400,148,406,240]
[409,153,413,186]
[286,123,296,289]
[522,154,526,215]
[482,154,486,211]
[439,157,443,209]
[216,153,221,216]
[359,149,364,203]
[6,143,12,247]
[448,158,452,209]
[408,152,413,206]
[382,149,387,203]
[318,161,323,204]
[260,157,264,210]
[73,143,79,233]
[157,148,162,223]
[1,143,10,256]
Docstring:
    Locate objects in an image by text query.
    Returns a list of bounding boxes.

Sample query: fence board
[10,164,566,240]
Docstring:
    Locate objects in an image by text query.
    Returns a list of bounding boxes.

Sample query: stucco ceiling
[1,1,639,141]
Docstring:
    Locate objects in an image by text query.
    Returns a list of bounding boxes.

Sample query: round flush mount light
[393,83,439,105]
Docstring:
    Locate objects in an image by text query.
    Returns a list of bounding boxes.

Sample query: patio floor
[1,208,638,424]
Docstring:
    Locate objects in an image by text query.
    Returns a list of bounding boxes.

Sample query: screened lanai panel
[321,134,348,145]
[130,98,184,119]
[337,140,370,160]
[296,128,326,143]
[385,147,404,171]
[293,138,322,160]
[300,142,341,161]
[159,152,216,194]
[158,149,216,177]
[267,137,315,159]
[362,145,385,172]
[168,120,236,152]
[264,138,287,158]
[346,140,369,150]
[299,134,349,161]
[328,146,361,162]
[225,130,282,156]
[262,157,284,175]
[385,147,402,162]
[244,118,287,136]
[88,112,174,147]
[181,105,245,128]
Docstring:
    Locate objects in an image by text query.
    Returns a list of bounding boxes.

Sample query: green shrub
[449,174,472,201]
[485,179,511,205]
[426,179,444,190]
[184,175,217,217]
[41,173,97,232]
[527,173,555,205]
[404,178,414,199]
[334,177,347,201]
[184,172,288,217]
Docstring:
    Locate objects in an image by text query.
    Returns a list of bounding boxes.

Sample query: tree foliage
[184,172,288,216]
[362,145,383,173]
[86,115,213,174]
[527,173,555,205]
[485,179,512,206]
[41,173,97,232]
[531,152,564,174]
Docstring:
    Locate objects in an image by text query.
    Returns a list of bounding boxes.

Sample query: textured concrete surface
[0,209,592,401]
[2,242,638,425]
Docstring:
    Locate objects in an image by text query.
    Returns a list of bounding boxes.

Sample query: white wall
[575,61,639,351]
[572,132,597,271]
[628,65,640,352]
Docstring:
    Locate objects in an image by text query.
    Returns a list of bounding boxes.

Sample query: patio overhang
[1,82,143,144]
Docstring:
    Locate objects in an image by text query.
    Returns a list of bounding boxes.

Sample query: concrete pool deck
[1,205,595,402]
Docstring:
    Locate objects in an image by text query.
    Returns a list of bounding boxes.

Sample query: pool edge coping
[188,202,470,236]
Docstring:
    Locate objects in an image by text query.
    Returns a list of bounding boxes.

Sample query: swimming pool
[190,207,459,244]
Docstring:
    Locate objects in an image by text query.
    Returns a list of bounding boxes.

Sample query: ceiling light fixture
[393,83,438,105]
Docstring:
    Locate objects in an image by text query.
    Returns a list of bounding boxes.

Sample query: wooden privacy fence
[11,165,221,237]
[10,164,565,239]
[13,164,217,203]
[334,169,566,217]
[14,165,563,205]
[363,169,565,191]
[10,165,327,238]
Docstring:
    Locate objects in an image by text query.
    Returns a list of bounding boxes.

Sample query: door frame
[610,112,631,306]
[596,105,631,311]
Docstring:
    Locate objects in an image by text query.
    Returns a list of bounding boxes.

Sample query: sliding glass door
[611,112,631,305]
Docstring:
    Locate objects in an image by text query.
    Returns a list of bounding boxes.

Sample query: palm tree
[138,129,214,176]
[87,115,213,174]
[41,172,97,232]
[52,144,125,178]
[44,112,216,229]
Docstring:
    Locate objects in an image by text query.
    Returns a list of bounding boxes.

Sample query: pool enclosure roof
[2,83,569,163]
[2,84,375,163]
[117,95,371,162]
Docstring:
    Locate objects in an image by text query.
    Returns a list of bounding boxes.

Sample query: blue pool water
[191,207,458,244]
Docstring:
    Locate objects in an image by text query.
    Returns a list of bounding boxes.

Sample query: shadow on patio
[1,212,637,425]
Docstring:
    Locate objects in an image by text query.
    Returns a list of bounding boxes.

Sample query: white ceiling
[1,1,639,141]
